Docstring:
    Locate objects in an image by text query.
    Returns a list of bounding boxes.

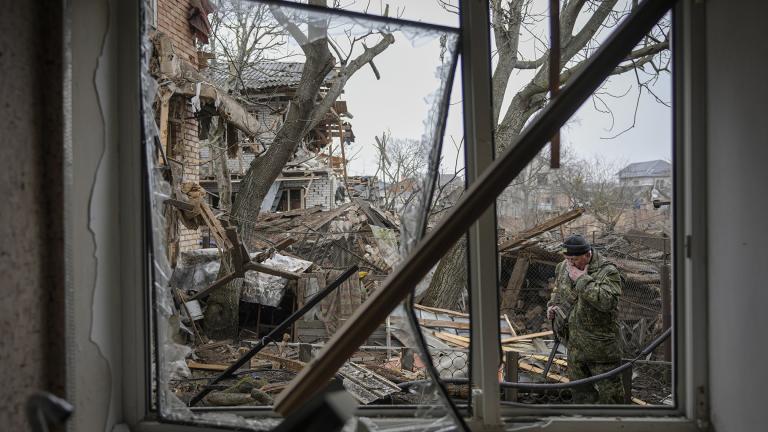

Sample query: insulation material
[370,226,399,269]
[241,253,313,305]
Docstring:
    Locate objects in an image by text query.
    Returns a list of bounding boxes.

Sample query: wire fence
[496,237,671,405]
[499,243,668,359]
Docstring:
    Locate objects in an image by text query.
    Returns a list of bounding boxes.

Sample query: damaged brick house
[149,0,357,258]
[198,62,357,215]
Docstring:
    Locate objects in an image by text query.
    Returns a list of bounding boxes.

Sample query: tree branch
[306,33,395,130]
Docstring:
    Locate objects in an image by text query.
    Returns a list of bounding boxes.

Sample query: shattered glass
[142,0,461,429]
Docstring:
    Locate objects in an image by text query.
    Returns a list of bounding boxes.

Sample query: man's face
[566,251,592,270]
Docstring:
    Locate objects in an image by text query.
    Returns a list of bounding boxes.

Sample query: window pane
[144,0,459,427]
[491,2,673,408]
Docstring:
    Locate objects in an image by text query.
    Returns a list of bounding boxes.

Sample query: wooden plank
[503,314,518,337]
[517,361,569,382]
[418,319,515,335]
[413,304,469,318]
[419,319,470,330]
[499,208,584,252]
[504,351,519,401]
[432,332,470,347]
[501,330,553,344]
[187,361,229,372]
[624,229,670,253]
[500,255,530,315]
[255,353,305,373]
[529,354,568,367]
[158,90,172,159]
[244,261,302,280]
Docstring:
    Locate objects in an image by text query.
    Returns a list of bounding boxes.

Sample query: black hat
[562,234,591,256]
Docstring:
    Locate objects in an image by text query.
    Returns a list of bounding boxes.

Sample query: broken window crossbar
[399,327,671,391]
[187,265,359,407]
[258,0,460,34]
[272,0,676,416]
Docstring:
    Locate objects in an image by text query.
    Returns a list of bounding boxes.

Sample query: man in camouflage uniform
[546,234,624,404]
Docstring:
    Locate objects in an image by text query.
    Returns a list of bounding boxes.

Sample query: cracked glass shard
[142,0,459,428]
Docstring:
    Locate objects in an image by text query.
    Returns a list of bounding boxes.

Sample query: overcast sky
[277,0,672,176]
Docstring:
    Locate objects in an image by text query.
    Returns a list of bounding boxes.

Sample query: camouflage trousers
[568,360,625,404]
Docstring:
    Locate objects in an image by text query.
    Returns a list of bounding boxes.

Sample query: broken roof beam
[498,208,585,252]
[153,32,264,138]
[175,81,263,138]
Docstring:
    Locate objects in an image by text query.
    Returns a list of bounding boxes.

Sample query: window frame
[110,0,711,430]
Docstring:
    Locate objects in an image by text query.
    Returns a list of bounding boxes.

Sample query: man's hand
[547,305,561,320]
[567,261,588,281]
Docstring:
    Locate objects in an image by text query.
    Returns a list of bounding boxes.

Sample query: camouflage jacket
[547,250,623,362]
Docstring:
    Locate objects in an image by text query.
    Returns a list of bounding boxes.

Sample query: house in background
[618,159,672,189]
[198,61,357,215]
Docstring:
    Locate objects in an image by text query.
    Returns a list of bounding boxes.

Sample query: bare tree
[204,0,395,339]
[372,133,429,212]
[554,155,631,232]
[420,0,670,309]
[207,0,292,90]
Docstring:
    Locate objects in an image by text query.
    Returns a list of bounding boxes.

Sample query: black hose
[399,327,671,391]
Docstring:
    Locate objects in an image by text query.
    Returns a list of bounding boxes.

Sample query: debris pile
[164,201,671,407]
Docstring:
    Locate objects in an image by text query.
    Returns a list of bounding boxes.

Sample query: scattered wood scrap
[499,208,584,252]
[501,330,553,344]
[187,360,229,372]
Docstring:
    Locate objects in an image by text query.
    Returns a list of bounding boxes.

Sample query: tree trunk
[420,238,467,311]
[212,117,232,212]
[203,30,334,340]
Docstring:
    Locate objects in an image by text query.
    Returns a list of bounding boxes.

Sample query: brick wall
[157,0,199,65]
[307,177,333,210]
[158,0,202,251]
[276,176,334,211]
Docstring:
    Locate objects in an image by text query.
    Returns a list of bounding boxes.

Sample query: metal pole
[189,265,358,406]
[504,351,519,402]
[661,240,672,361]
[460,0,502,426]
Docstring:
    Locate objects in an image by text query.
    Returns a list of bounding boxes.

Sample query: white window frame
[67,0,710,430]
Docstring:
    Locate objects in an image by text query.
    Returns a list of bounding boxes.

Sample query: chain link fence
[497,235,672,405]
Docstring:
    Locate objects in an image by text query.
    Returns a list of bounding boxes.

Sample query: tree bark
[420,238,467,311]
[212,117,232,212]
[203,35,334,339]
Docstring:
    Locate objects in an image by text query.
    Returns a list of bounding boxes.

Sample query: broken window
[492,2,675,411]
[276,188,304,212]
[143,0,461,428]
[140,0,682,430]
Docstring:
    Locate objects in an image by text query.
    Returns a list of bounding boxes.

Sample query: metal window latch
[26,392,73,432]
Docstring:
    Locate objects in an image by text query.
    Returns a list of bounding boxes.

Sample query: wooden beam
[500,255,530,315]
[503,314,517,337]
[432,332,469,347]
[517,361,568,383]
[624,229,670,253]
[501,330,553,344]
[158,90,172,158]
[418,319,515,335]
[243,261,302,280]
[529,354,568,368]
[187,360,229,372]
[413,304,469,318]
[153,33,264,138]
[499,208,584,252]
